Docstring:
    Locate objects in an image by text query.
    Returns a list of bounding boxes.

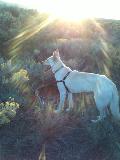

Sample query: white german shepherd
[43,49,120,122]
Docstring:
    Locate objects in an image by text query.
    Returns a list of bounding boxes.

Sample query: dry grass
[34,105,80,143]
[1,97,120,160]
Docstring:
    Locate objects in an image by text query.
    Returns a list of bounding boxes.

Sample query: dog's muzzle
[41,61,44,65]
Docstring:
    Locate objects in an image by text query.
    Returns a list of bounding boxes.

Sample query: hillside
[0,2,120,160]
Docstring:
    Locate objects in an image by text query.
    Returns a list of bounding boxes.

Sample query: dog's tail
[109,83,120,120]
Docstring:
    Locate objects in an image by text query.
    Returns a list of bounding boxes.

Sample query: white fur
[43,50,120,121]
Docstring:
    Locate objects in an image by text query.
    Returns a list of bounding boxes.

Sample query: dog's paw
[91,116,104,123]
[54,109,61,113]
[66,107,73,112]
[66,108,70,112]
[91,119,99,123]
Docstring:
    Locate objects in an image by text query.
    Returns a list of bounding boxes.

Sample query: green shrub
[0,100,19,126]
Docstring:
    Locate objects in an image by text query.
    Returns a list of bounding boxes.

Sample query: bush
[0,100,19,126]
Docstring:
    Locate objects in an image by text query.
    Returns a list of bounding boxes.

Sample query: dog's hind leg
[92,95,108,122]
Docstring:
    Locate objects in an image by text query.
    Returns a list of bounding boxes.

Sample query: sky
[2,0,120,20]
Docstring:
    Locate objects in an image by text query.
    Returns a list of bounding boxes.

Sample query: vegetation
[0,1,120,160]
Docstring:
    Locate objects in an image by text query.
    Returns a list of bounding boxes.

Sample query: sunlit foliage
[0,99,19,126]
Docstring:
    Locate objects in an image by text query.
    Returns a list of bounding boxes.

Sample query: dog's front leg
[66,93,73,111]
[56,91,66,112]
[56,83,67,112]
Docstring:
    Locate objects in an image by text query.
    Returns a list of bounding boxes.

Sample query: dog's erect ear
[53,49,60,58]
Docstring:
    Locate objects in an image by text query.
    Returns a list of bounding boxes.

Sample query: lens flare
[38,0,96,21]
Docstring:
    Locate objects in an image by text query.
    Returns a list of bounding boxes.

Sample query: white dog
[43,49,120,122]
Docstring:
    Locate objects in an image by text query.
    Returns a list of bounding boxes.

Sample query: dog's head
[43,49,60,67]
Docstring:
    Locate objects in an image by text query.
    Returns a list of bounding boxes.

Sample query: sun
[36,0,96,21]
[4,0,120,20]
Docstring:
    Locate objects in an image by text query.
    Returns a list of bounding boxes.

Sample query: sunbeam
[8,16,55,56]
